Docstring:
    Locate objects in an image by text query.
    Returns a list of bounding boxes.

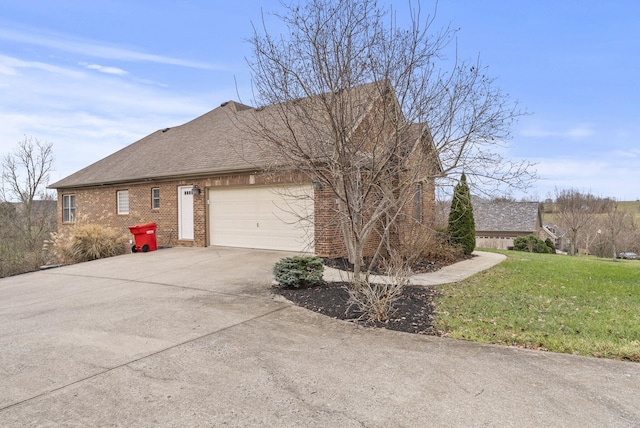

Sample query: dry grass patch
[46,224,129,265]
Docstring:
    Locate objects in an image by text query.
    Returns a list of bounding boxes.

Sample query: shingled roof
[50,80,439,189]
[473,201,541,233]
[49,101,270,189]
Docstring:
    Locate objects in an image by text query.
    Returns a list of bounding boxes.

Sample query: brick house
[473,200,545,250]
[50,82,439,258]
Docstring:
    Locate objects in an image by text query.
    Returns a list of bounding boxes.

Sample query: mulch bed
[323,257,452,275]
[275,281,442,335]
[274,255,473,335]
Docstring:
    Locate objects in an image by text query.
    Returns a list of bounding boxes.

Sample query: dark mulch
[275,281,442,335]
[275,255,473,335]
[323,257,453,275]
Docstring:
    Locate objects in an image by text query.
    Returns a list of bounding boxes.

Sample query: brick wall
[56,172,341,256]
[313,184,347,258]
[58,181,186,248]
[56,170,437,259]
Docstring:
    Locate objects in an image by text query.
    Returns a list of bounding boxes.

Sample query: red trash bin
[128,222,157,253]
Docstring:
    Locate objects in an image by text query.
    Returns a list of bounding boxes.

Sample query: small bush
[273,256,324,288]
[46,224,129,264]
[545,238,556,253]
[346,251,409,322]
[513,235,552,254]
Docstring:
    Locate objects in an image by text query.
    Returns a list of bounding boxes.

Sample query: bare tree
[247,0,535,281]
[554,188,604,256]
[599,200,635,259]
[0,201,22,276]
[1,136,55,270]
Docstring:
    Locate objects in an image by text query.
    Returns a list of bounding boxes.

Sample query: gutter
[48,167,266,190]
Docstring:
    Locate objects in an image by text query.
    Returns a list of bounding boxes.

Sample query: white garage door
[208,185,314,252]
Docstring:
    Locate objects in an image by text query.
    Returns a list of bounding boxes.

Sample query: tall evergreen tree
[448,173,476,255]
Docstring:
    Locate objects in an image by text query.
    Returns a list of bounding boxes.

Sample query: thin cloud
[533,159,607,177]
[0,54,84,78]
[0,54,236,181]
[83,63,129,76]
[0,26,222,70]
[0,63,17,76]
[613,148,640,158]
[527,157,638,199]
[520,126,594,139]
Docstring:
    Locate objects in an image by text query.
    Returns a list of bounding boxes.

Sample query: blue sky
[1,0,638,201]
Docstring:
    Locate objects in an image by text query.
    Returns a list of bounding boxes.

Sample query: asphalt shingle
[473,201,541,233]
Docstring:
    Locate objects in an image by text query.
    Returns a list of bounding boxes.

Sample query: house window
[62,194,76,223]
[413,183,423,222]
[117,190,129,214]
[152,188,160,209]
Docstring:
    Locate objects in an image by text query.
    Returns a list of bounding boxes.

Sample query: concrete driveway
[0,247,639,427]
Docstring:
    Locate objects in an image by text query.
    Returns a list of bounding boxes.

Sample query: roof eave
[48,166,265,190]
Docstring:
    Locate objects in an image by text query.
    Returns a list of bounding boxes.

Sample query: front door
[178,186,194,240]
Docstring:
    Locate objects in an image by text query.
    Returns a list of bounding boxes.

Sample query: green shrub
[545,238,556,253]
[513,235,552,254]
[273,256,324,288]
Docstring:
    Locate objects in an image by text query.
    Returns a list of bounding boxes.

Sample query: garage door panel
[209,185,314,252]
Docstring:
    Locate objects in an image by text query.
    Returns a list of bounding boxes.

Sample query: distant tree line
[548,188,639,258]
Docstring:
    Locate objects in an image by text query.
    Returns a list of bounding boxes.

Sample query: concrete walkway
[323,250,507,285]
[0,247,638,427]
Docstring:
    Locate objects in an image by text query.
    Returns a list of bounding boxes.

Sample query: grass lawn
[434,249,640,361]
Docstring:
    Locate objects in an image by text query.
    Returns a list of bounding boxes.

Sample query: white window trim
[152,188,160,210]
[63,194,76,223]
[117,190,129,215]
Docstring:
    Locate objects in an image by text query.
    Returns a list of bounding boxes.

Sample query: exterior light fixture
[192,185,201,196]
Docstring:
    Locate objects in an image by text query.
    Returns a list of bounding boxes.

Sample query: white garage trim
[208,184,314,252]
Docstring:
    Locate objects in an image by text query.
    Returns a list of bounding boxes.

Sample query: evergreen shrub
[273,256,324,288]
[514,235,552,254]
[545,238,556,253]
[448,173,476,255]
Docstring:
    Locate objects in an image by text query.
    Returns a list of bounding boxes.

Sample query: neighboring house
[49,82,440,258]
[473,200,545,250]
[1,200,57,233]
[542,223,569,252]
